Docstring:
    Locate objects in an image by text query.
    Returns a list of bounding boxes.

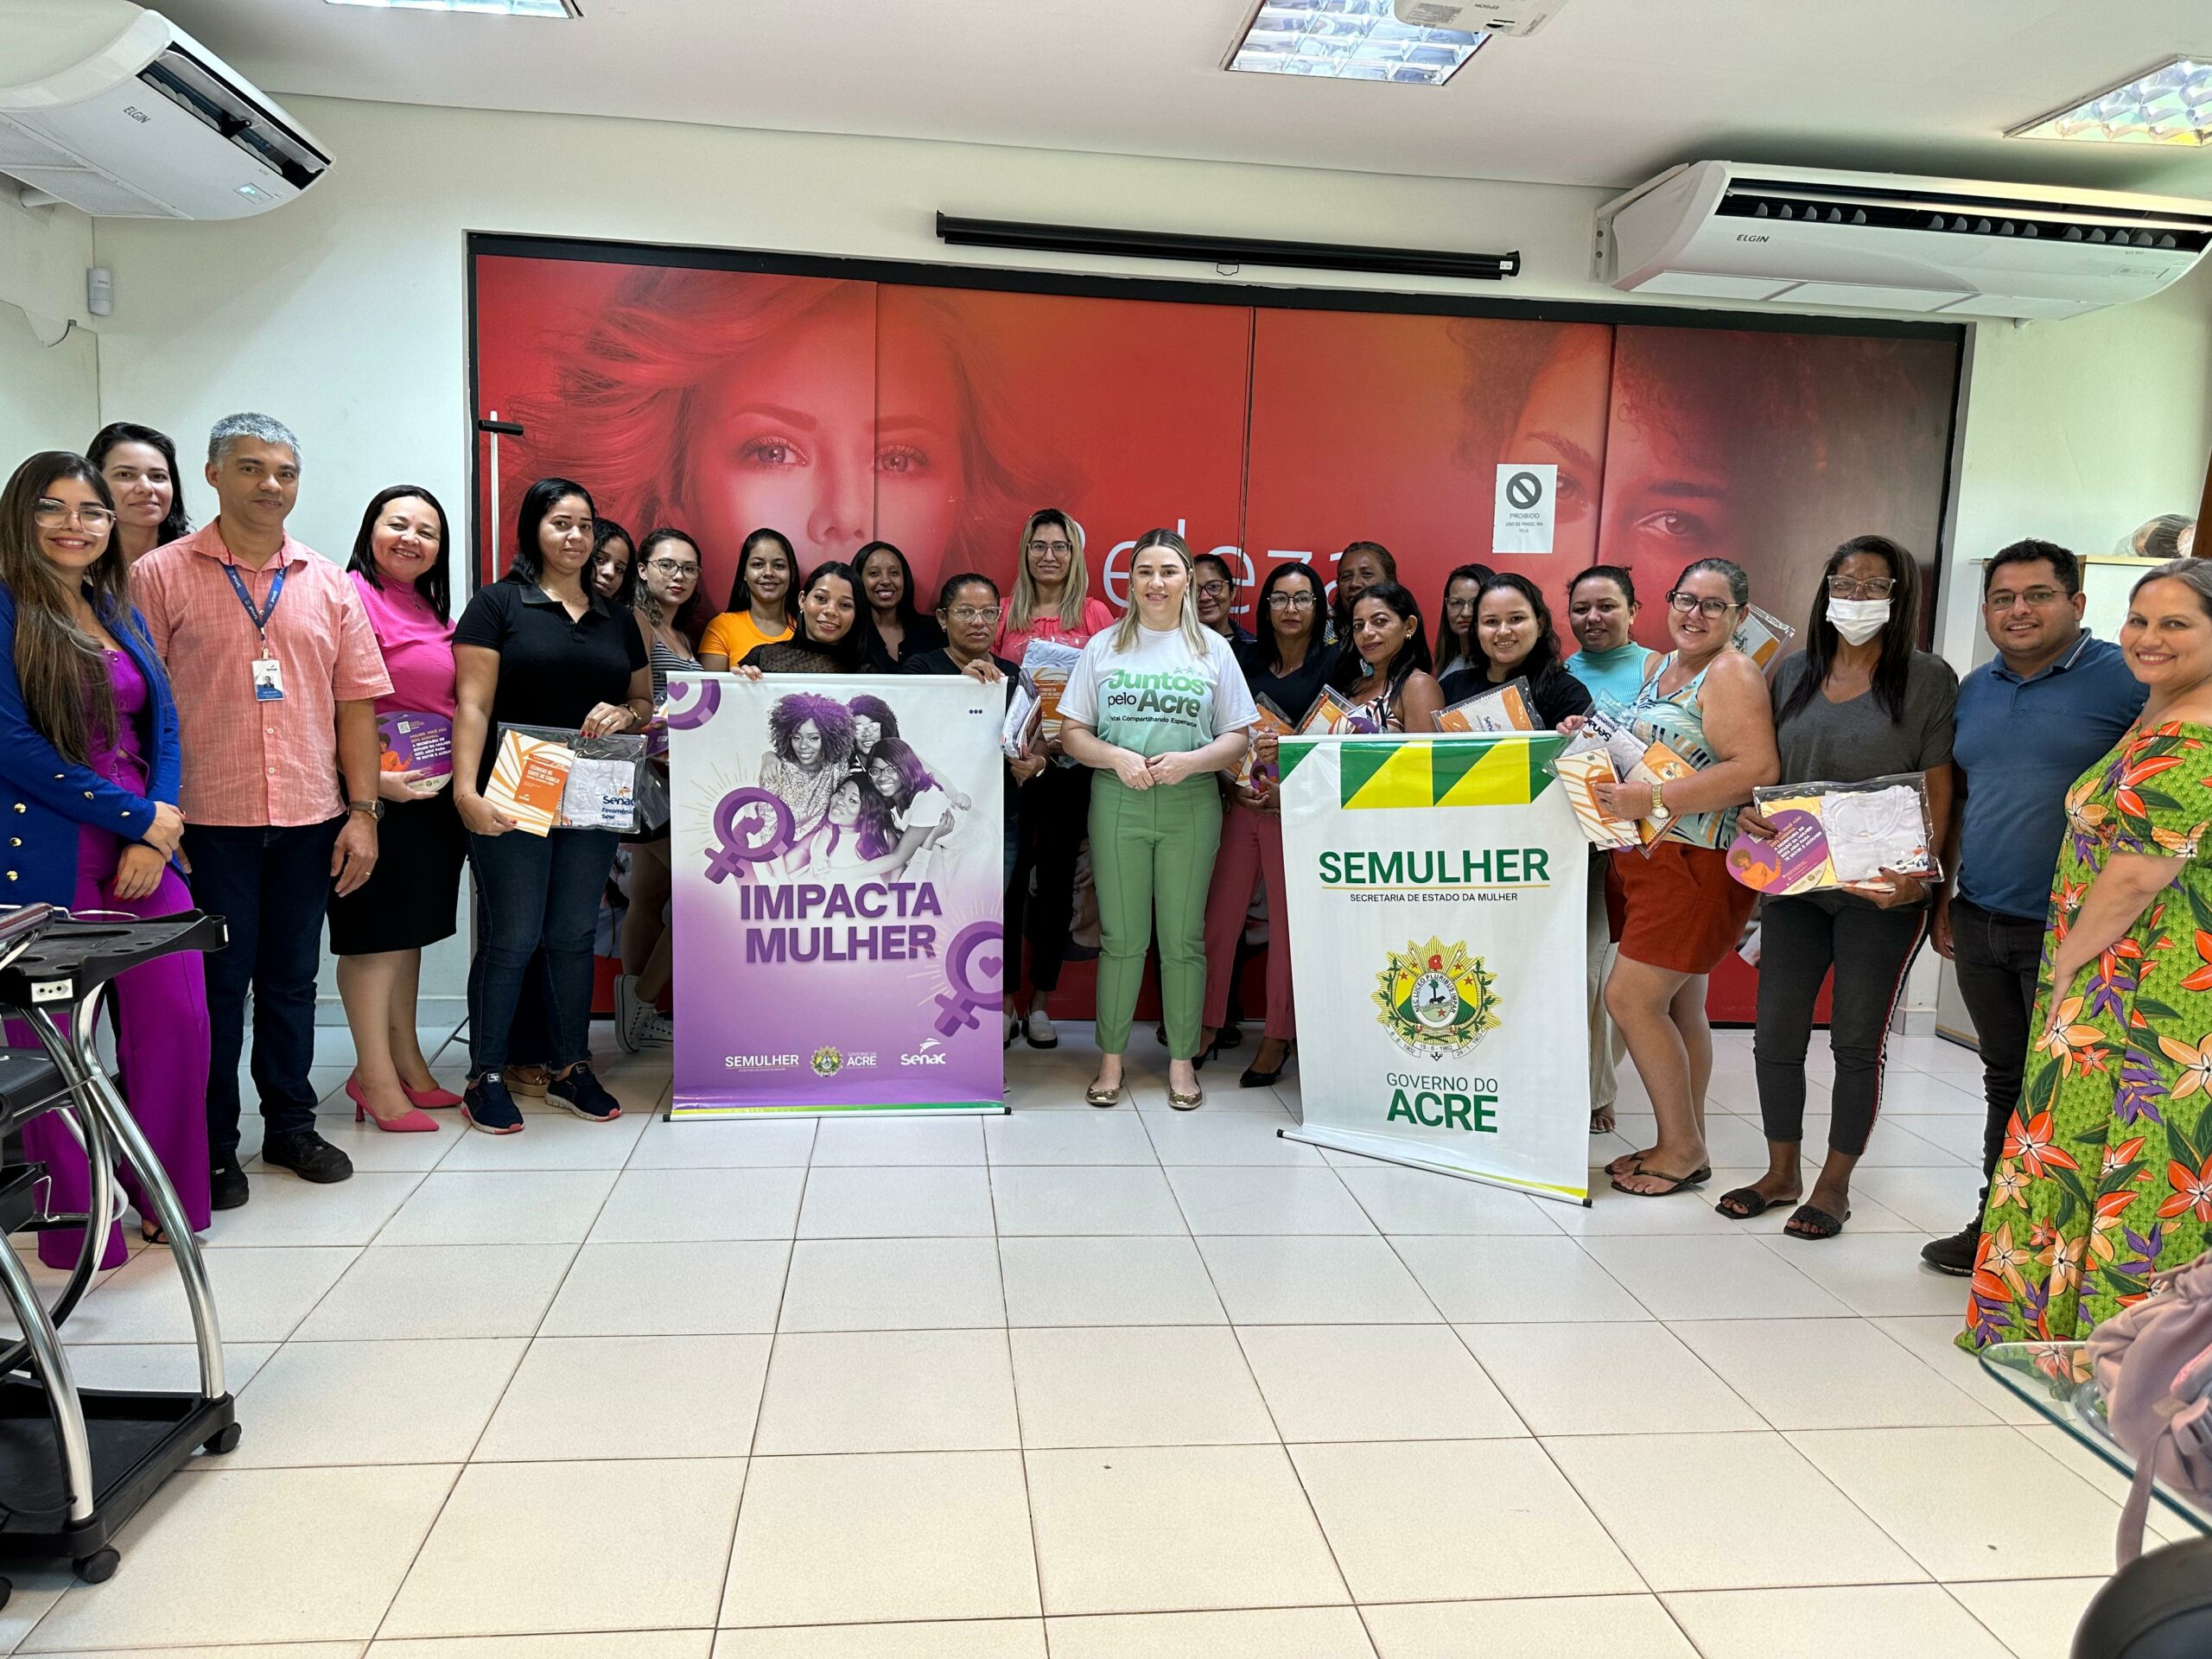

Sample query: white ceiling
[158,0,2212,196]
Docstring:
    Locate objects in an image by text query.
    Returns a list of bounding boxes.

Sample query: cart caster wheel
[202,1422,242,1455]
[73,1549,117,1585]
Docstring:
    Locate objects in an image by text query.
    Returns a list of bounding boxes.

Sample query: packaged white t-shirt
[1058,624,1260,760]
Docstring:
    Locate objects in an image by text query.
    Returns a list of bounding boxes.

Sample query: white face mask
[1827,597,1890,646]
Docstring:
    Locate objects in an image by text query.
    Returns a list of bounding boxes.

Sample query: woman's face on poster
[1501,333,1609,569]
[687,290,963,609]
[867,754,902,798]
[851,712,881,753]
[791,719,823,767]
[827,779,863,827]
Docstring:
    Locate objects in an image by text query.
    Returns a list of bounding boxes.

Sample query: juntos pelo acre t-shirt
[1058,624,1260,761]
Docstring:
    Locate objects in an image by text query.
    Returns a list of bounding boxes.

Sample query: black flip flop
[1714,1186,1795,1220]
[1610,1165,1711,1197]
[1784,1203,1850,1239]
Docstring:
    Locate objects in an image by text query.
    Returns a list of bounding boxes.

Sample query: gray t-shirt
[1770,649,1958,785]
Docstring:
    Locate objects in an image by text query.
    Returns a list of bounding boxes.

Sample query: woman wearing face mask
[856,540,944,672]
[612,528,706,1053]
[1437,572,1594,728]
[1563,564,1654,717]
[904,573,1047,1041]
[86,423,191,564]
[329,486,467,1132]
[1596,558,1779,1198]
[1719,537,1956,1240]
[1330,582,1445,734]
[1330,540,1396,643]
[1201,560,1337,1087]
[1059,529,1257,1109]
[0,452,205,1263]
[998,509,1116,1050]
[452,478,652,1135]
[1431,562,1495,681]
[1558,563,1650,1133]
[698,528,798,671]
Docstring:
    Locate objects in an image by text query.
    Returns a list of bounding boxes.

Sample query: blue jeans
[467,826,619,1073]
[186,817,344,1160]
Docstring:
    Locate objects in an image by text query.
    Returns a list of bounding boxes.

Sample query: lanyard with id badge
[225,563,286,701]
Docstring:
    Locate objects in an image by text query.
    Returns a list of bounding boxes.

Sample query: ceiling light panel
[2011,57,2212,146]
[1226,0,1487,85]
[324,0,581,17]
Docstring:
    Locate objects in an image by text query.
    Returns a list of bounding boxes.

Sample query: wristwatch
[347,798,385,822]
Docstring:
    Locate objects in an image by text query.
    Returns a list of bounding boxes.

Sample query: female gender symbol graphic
[704,787,795,882]
[931,920,1004,1036]
[663,678,721,731]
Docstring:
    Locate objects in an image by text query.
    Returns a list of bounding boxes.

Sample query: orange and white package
[1236,696,1299,790]
[1552,747,1640,850]
[1436,678,1536,734]
[485,729,573,837]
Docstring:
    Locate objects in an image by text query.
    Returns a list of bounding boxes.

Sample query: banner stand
[1275,732,1593,1207]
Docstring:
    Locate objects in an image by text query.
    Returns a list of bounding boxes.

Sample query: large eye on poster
[1597,325,1958,650]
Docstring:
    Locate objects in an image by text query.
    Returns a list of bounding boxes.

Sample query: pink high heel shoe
[346,1076,440,1133]
[399,1079,464,1109]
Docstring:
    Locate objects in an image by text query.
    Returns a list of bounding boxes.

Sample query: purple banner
[668,673,1006,1116]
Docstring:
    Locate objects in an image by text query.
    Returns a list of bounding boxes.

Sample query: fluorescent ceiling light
[324,0,582,17]
[1226,0,1487,85]
[2011,57,2212,146]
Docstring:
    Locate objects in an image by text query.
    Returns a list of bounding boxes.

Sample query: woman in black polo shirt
[452,477,652,1135]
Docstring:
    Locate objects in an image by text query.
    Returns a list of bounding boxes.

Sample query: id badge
[251,656,286,702]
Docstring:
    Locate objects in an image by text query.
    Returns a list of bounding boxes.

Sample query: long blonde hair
[1006,507,1089,635]
[1109,527,1210,658]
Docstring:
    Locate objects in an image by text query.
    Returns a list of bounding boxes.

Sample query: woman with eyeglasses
[1432,562,1495,680]
[856,540,945,672]
[997,509,1116,1050]
[1594,557,1779,1198]
[0,452,206,1262]
[612,528,706,1052]
[328,485,467,1133]
[697,527,798,671]
[1200,560,1338,1086]
[1718,537,1956,1239]
[1193,553,1252,650]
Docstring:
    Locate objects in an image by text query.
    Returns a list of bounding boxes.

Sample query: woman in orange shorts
[1592,557,1779,1196]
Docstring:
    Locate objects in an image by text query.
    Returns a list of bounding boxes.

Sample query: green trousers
[1089,772,1224,1059]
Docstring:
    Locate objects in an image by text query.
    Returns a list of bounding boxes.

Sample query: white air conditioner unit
[1595,161,2212,321]
[0,0,327,219]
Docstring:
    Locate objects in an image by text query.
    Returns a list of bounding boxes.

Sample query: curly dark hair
[766,691,855,767]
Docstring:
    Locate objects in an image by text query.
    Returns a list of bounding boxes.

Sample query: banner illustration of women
[669,672,1006,1116]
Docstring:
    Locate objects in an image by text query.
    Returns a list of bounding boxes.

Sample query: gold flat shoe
[1085,1079,1123,1108]
[1167,1084,1204,1111]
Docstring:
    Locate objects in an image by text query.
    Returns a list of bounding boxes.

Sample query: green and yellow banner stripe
[1281,733,1567,810]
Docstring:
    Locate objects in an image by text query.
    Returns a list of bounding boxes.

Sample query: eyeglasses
[1986,588,2066,610]
[947,604,1002,625]
[1196,581,1233,599]
[1827,575,1896,600]
[34,499,115,531]
[1668,592,1737,619]
[646,560,699,577]
[1266,592,1319,611]
[1027,539,1073,556]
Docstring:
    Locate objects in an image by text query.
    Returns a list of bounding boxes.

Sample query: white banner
[1278,733,1591,1204]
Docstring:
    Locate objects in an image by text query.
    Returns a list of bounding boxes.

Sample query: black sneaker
[1921,1221,1980,1276]
[259,1128,355,1185]
[547,1064,623,1122]
[462,1072,525,1135]
[209,1156,249,1211]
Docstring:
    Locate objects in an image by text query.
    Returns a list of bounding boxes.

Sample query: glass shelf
[1980,1340,2209,1533]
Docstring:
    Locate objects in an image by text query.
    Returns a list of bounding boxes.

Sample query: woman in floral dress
[1963,562,2212,1354]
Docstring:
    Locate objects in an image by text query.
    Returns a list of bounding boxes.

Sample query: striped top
[1627,652,1733,849]
[649,634,700,703]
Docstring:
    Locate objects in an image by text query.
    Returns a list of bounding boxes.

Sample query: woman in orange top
[697,527,797,670]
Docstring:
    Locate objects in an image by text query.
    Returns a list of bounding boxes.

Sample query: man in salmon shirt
[135,414,391,1210]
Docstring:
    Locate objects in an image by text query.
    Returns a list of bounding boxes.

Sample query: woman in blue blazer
[0,451,208,1263]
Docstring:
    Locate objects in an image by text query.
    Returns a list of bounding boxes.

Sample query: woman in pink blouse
[995,508,1117,1048]
[328,486,468,1130]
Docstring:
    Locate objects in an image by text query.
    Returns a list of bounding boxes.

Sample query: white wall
[0,189,98,468]
[11,94,2209,1020]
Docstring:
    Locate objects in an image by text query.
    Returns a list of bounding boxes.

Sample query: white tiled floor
[0,1022,2145,1656]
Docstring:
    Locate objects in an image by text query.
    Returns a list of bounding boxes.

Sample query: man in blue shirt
[1922,540,2146,1274]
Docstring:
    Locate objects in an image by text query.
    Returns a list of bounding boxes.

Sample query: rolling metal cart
[0,903,235,1605]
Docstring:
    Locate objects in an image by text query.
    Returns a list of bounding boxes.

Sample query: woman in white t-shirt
[1058,528,1259,1109]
